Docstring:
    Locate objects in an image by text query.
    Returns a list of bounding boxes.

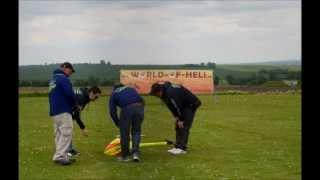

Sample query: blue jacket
[49,69,76,116]
[109,86,144,127]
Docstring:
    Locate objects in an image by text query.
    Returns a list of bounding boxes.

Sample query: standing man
[48,62,77,165]
[149,81,201,155]
[109,83,144,162]
[67,86,102,157]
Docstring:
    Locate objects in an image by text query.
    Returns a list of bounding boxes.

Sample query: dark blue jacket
[161,82,201,121]
[109,86,144,127]
[49,69,76,116]
[72,88,90,129]
[74,88,90,110]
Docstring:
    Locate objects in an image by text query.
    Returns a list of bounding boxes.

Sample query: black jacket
[161,82,201,121]
[72,88,90,129]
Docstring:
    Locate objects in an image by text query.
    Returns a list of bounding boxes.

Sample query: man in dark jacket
[149,81,201,155]
[67,86,102,157]
[109,83,144,162]
[49,62,77,165]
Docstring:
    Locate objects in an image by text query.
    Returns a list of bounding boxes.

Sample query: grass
[19,94,301,179]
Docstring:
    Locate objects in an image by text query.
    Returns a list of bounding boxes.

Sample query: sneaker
[68,149,80,157]
[132,153,140,162]
[117,156,131,162]
[167,148,177,153]
[54,159,72,165]
[169,148,187,155]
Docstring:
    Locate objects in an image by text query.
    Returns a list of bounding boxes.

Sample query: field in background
[19,94,301,179]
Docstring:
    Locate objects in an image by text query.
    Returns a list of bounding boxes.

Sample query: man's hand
[174,117,184,128]
[73,105,82,112]
[177,121,184,128]
[77,105,83,111]
[80,129,88,137]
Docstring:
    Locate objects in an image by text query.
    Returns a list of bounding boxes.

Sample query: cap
[60,62,75,73]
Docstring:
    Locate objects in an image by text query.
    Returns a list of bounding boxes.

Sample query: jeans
[119,103,144,158]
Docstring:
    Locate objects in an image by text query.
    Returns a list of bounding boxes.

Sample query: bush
[215,90,255,95]
[260,81,289,88]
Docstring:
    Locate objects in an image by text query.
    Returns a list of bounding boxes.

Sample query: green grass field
[19,94,301,180]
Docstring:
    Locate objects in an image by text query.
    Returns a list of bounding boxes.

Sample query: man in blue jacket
[109,83,144,162]
[49,62,77,165]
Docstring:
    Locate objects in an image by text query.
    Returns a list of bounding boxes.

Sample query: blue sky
[19,0,301,65]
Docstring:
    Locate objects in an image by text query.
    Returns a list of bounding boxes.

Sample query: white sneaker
[167,148,177,153]
[169,148,187,155]
[132,153,140,162]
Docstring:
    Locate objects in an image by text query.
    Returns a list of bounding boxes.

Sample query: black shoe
[117,156,131,162]
[54,159,72,165]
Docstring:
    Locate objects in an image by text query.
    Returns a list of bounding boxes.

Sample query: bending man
[149,81,201,155]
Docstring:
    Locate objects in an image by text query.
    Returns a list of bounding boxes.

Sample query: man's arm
[164,96,183,121]
[72,110,85,130]
[109,93,119,127]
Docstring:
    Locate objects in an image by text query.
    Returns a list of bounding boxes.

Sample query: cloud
[22,1,301,42]
[19,1,301,65]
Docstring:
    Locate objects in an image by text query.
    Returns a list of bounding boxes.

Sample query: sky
[19,0,301,65]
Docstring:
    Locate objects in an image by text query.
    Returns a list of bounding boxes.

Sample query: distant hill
[232,60,301,66]
[19,61,301,86]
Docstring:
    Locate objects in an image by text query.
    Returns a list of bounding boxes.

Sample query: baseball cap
[60,62,75,73]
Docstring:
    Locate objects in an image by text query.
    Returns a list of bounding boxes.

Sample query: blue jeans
[119,103,144,157]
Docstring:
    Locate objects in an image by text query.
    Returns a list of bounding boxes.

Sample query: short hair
[149,83,164,95]
[60,62,75,73]
[88,86,101,94]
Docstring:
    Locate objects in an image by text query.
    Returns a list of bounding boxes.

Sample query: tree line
[19,76,116,87]
[19,62,301,87]
[225,69,301,85]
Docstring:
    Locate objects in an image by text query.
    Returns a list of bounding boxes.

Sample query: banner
[120,69,214,94]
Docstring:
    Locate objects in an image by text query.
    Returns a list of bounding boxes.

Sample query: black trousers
[174,107,198,150]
